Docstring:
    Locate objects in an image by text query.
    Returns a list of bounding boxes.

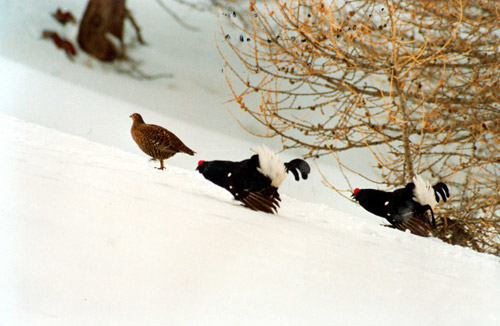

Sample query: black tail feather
[402,216,431,237]
[241,190,281,214]
[388,214,432,237]
[285,159,311,181]
[433,182,450,203]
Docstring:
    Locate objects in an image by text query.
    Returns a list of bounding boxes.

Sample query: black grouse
[196,146,310,214]
[352,175,449,236]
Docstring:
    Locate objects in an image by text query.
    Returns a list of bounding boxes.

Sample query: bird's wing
[157,128,195,155]
[236,187,281,214]
[138,125,172,145]
[390,213,432,237]
[140,125,193,154]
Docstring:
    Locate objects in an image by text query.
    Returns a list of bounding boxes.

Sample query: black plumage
[352,176,449,236]
[196,147,310,214]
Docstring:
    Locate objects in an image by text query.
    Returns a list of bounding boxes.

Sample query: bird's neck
[132,117,145,127]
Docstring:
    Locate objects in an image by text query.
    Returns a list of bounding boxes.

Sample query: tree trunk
[77,0,126,61]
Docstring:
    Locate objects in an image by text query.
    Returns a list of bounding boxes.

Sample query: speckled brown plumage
[130,113,195,169]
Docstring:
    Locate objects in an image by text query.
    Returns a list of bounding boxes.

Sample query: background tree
[220,0,500,254]
[78,0,145,62]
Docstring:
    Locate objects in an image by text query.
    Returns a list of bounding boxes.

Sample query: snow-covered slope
[1,114,499,325]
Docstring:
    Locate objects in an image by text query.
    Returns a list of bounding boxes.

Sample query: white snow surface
[2,113,499,325]
[1,0,500,325]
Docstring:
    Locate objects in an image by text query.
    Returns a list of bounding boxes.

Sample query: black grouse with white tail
[352,175,449,236]
[196,146,310,214]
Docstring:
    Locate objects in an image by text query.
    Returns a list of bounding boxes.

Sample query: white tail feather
[412,174,437,208]
[255,145,287,187]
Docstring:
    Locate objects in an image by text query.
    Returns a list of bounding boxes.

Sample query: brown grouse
[130,113,195,169]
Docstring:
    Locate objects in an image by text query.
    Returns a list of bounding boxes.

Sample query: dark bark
[77,0,126,61]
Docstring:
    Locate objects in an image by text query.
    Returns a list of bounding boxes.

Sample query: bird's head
[130,113,145,124]
[351,188,361,200]
[196,160,205,171]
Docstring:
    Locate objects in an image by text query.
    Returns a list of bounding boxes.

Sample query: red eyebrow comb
[353,188,360,195]
[197,160,205,167]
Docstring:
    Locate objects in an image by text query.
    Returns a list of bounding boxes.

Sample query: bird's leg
[156,160,165,170]
[422,205,436,228]
[429,207,436,228]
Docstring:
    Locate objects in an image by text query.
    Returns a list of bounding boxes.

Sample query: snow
[2,113,499,325]
[1,0,499,325]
